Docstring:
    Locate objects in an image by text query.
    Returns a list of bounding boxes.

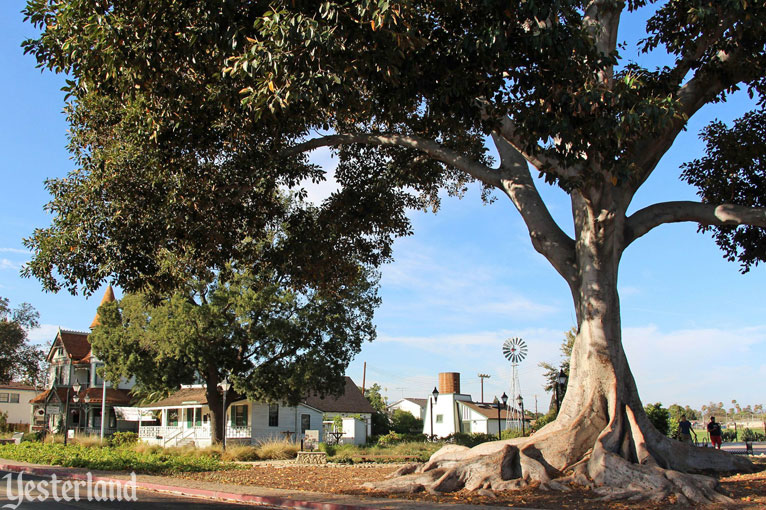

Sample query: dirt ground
[177,456,766,509]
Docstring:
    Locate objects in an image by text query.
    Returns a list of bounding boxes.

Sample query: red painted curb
[0,463,376,510]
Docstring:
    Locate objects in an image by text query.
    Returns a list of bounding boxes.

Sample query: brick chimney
[438,372,460,394]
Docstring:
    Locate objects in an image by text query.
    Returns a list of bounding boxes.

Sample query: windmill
[502,337,527,430]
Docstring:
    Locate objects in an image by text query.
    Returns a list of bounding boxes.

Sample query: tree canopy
[20,0,766,503]
[0,297,45,386]
[91,261,379,442]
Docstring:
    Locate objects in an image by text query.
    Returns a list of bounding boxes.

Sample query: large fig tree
[21,0,766,503]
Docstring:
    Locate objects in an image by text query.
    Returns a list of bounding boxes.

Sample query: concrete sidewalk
[0,459,541,510]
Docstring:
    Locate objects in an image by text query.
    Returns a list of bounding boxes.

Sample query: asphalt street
[0,471,267,509]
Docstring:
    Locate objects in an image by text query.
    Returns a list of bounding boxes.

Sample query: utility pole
[362,362,367,395]
[478,373,490,403]
[534,394,538,416]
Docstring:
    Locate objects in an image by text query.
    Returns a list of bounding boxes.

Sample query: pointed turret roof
[90,285,116,329]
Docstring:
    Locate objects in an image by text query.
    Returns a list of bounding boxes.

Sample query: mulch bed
[178,457,766,509]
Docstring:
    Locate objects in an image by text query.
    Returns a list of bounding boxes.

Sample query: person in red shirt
[707,416,722,449]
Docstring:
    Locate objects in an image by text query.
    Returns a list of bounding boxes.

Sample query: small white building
[137,386,324,447]
[387,398,426,420]
[138,377,375,447]
[0,382,38,431]
[422,372,524,438]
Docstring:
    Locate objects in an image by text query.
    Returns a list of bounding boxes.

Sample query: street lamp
[220,378,231,450]
[72,384,82,436]
[493,393,508,440]
[517,395,525,436]
[429,387,439,440]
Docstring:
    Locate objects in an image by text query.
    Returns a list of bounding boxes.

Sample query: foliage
[0,297,46,386]
[538,328,575,416]
[331,415,344,432]
[667,404,700,422]
[221,445,260,462]
[325,441,440,463]
[390,409,423,434]
[645,403,671,437]
[254,439,299,460]
[532,411,556,432]
[109,431,138,447]
[500,429,527,440]
[0,442,228,474]
[0,412,9,434]
[363,383,391,435]
[742,428,766,442]
[89,261,378,443]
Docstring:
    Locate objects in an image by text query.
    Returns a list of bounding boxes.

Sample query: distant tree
[391,409,423,434]
[363,383,390,435]
[364,383,388,413]
[538,327,575,415]
[645,403,671,437]
[0,297,46,386]
[91,263,379,444]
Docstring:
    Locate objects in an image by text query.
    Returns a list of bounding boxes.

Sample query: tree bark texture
[367,188,754,504]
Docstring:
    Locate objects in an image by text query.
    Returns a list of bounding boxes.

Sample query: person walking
[707,416,722,449]
[678,415,697,444]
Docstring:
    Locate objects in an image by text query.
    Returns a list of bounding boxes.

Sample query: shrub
[72,435,104,448]
[742,428,765,442]
[500,429,526,440]
[255,439,299,460]
[109,431,138,447]
[21,432,42,442]
[376,431,403,446]
[318,442,336,456]
[644,402,670,436]
[0,442,227,474]
[222,445,259,462]
[391,410,423,434]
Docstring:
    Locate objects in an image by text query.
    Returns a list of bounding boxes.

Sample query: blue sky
[2,2,765,414]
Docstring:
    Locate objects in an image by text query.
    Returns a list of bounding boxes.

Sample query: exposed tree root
[364,404,755,505]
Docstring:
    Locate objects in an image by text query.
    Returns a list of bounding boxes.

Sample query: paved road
[0,471,266,509]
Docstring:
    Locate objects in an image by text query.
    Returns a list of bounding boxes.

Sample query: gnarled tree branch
[287,133,501,188]
[625,201,766,247]
[628,47,752,197]
[492,133,577,286]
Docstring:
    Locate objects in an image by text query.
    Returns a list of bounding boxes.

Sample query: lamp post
[501,392,508,438]
[70,383,82,438]
[220,378,231,451]
[493,393,508,440]
[63,384,73,445]
[429,387,439,440]
[83,394,91,433]
[517,395,525,437]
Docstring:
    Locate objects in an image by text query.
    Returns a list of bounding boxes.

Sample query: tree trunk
[204,369,226,445]
[366,189,754,504]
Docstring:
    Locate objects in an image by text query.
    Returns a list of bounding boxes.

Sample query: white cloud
[623,325,766,408]
[0,258,20,270]
[27,323,59,344]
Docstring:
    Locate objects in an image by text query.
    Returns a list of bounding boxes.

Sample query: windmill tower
[502,337,527,431]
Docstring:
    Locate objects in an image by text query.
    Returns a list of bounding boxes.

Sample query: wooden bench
[295,451,327,464]
[0,439,14,445]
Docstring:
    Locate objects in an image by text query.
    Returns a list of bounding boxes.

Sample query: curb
[0,462,377,510]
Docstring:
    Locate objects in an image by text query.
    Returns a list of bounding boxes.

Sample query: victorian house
[29,286,137,435]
